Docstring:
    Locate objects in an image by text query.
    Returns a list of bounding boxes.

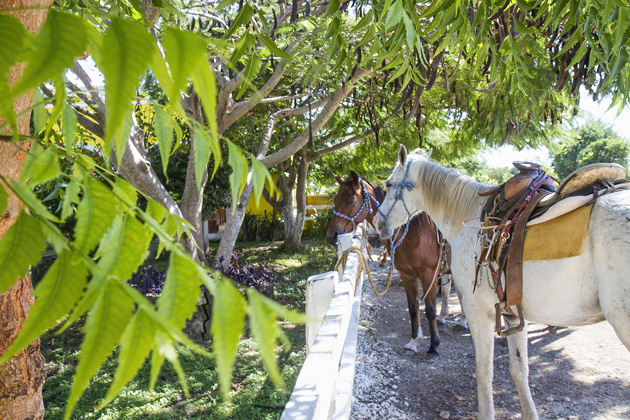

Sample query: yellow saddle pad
[523,203,594,261]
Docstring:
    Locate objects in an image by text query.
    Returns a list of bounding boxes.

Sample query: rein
[335,246,391,297]
[332,179,380,230]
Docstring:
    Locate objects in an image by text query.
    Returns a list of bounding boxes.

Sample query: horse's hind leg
[400,272,422,352]
[504,315,539,420]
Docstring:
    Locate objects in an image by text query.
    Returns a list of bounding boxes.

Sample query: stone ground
[350,249,630,420]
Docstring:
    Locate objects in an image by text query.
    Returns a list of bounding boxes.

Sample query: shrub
[128,265,167,296]
[215,252,276,297]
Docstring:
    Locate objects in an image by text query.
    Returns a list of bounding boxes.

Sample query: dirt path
[351,250,630,420]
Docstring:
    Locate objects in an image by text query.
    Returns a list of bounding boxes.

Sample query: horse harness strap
[332,179,380,230]
[476,162,629,337]
[476,163,558,337]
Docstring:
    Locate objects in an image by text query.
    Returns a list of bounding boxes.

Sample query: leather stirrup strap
[505,192,550,307]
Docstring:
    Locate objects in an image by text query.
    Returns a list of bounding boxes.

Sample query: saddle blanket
[523,203,594,261]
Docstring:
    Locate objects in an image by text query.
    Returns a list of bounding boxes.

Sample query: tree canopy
[551,119,630,178]
[2,0,630,418]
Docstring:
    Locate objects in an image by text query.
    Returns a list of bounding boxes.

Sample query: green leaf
[402,11,415,48]
[32,88,48,135]
[74,177,119,253]
[235,54,262,100]
[0,185,6,214]
[13,11,87,95]
[61,176,80,221]
[20,143,61,187]
[0,213,47,294]
[9,180,61,223]
[161,28,209,116]
[0,15,28,80]
[385,0,404,29]
[62,101,77,146]
[211,278,246,399]
[112,178,138,212]
[324,0,340,18]
[0,250,88,363]
[62,213,151,332]
[227,140,248,212]
[154,106,174,177]
[354,9,374,31]
[225,2,255,39]
[149,347,166,392]
[44,77,66,140]
[157,251,204,330]
[95,18,156,165]
[196,124,221,179]
[257,34,291,59]
[229,32,256,65]
[325,16,341,39]
[217,0,238,9]
[99,309,156,409]
[190,62,219,146]
[153,330,190,397]
[332,47,347,72]
[191,124,211,191]
[65,280,135,420]
[246,289,285,388]
[356,24,376,48]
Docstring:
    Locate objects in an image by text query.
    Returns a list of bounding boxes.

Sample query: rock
[546,396,555,402]
[439,411,451,419]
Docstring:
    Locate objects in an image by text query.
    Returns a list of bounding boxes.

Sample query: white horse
[377,145,630,419]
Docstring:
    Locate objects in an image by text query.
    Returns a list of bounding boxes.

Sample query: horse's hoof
[457,321,469,329]
[403,339,421,353]
[424,351,439,361]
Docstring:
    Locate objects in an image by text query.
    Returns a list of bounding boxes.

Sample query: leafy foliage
[215,251,278,297]
[551,119,630,178]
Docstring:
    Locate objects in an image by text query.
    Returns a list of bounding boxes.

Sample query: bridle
[377,160,417,270]
[332,178,380,231]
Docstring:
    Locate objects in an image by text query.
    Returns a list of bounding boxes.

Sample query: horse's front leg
[505,315,538,420]
[424,286,440,357]
[437,274,451,324]
[400,272,422,352]
[469,309,496,419]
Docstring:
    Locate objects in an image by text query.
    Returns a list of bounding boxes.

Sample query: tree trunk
[282,154,309,249]
[213,182,254,269]
[0,2,53,419]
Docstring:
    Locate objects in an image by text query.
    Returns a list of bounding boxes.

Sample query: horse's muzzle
[377,219,391,240]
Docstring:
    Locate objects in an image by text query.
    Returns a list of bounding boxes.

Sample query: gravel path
[350,249,630,420]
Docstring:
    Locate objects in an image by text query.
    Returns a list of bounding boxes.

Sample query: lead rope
[418,222,445,302]
[335,246,391,297]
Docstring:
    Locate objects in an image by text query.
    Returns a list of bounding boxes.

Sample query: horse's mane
[410,150,495,231]
[363,178,386,204]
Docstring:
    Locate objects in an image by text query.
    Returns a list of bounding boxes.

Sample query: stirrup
[495,302,525,337]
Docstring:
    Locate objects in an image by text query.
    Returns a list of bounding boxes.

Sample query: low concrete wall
[281,231,365,420]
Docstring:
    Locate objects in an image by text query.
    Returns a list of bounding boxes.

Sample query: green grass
[41,238,336,419]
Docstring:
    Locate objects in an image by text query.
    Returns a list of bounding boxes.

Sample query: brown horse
[327,171,466,356]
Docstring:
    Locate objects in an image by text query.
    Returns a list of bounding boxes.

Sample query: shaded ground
[351,250,630,420]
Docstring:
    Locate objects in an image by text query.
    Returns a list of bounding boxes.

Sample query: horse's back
[589,190,630,349]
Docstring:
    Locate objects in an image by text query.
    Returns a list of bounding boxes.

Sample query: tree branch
[259,67,372,168]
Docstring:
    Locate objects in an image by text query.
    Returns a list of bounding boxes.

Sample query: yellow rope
[335,246,392,297]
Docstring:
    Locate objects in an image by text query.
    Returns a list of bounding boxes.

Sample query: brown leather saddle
[476,161,628,337]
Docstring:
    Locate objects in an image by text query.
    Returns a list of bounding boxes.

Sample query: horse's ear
[333,174,344,184]
[349,171,360,185]
[398,144,408,166]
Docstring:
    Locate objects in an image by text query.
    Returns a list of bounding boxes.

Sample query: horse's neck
[420,166,488,242]
[365,183,385,229]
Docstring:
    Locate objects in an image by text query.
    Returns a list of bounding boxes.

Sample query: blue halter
[332,178,380,231]
[377,160,416,270]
